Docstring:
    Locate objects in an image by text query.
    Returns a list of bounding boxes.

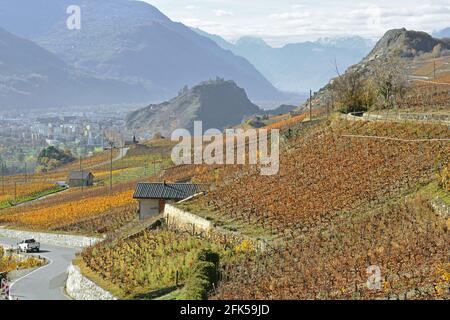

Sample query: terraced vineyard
[0,181,138,234]
[0,189,134,230]
[55,201,138,235]
[194,120,449,234]
[0,141,175,234]
[214,193,449,299]
[80,230,241,299]
[0,182,64,209]
[178,119,450,299]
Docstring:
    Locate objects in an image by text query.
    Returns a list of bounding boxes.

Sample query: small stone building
[67,171,94,187]
[124,135,139,147]
[133,182,200,220]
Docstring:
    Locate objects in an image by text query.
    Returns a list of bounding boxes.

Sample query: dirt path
[87,147,130,170]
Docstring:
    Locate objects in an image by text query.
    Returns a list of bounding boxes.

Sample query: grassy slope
[0,186,66,210]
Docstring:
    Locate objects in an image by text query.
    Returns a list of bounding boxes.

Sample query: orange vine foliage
[0,182,58,201]
[182,119,449,299]
[1,189,134,230]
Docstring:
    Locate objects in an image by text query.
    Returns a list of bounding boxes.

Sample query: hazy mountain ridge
[126,79,262,138]
[193,28,375,93]
[0,26,149,108]
[0,0,283,104]
[433,27,450,39]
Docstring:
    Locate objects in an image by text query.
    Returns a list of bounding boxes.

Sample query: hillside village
[0,1,449,303]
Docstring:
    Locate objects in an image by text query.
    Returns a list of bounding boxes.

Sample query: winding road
[0,237,78,300]
[0,148,129,300]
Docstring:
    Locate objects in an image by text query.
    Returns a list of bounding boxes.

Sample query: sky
[144,0,450,47]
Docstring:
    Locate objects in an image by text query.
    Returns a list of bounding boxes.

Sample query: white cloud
[144,0,450,46]
[213,9,234,17]
[268,12,310,20]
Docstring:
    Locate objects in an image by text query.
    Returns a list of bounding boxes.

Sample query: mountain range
[0,26,148,108]
[0,0,283,109]
[193,28,375,93]
[433,27,450,39]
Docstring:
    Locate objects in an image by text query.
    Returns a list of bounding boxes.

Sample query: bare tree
[370,57,408,109]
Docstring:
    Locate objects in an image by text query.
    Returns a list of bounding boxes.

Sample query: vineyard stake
[110,142,113,195]
[80,155,83,193]
[1,162,5,195]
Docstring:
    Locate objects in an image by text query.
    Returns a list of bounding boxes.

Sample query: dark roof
[68,171,93,180]
[133,183,200,200]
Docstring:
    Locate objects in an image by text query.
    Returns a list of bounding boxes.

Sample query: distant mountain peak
[235,36,271,49]
[433,27,450,39]
[317,36,375,49]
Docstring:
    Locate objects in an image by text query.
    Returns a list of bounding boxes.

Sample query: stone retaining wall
[164,204,214,234]
[341,112,450,125]
[362,112,450,124]
[66,264,117,300]
[164,204,269,251]
[0,228,102,249]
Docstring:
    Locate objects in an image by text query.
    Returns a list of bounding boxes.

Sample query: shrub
[182,249,220,300]
[437,164,449,192]
[331,71,372,114]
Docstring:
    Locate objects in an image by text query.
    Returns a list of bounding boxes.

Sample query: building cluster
[0,112,128,150]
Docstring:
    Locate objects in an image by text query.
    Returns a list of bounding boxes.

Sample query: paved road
[0,238,78,300]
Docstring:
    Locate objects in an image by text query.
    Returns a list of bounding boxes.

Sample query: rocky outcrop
[430,197,450,218]
[126,79,261,138]
[297,28,450,112]
[365,28,450,61]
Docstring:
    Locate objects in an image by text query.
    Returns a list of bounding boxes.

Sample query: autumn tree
[331,69,373,114]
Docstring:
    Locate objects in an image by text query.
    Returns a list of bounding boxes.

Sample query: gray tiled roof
[133,183,200,200]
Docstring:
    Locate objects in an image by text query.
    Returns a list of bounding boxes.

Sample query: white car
[18,239,40,253]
